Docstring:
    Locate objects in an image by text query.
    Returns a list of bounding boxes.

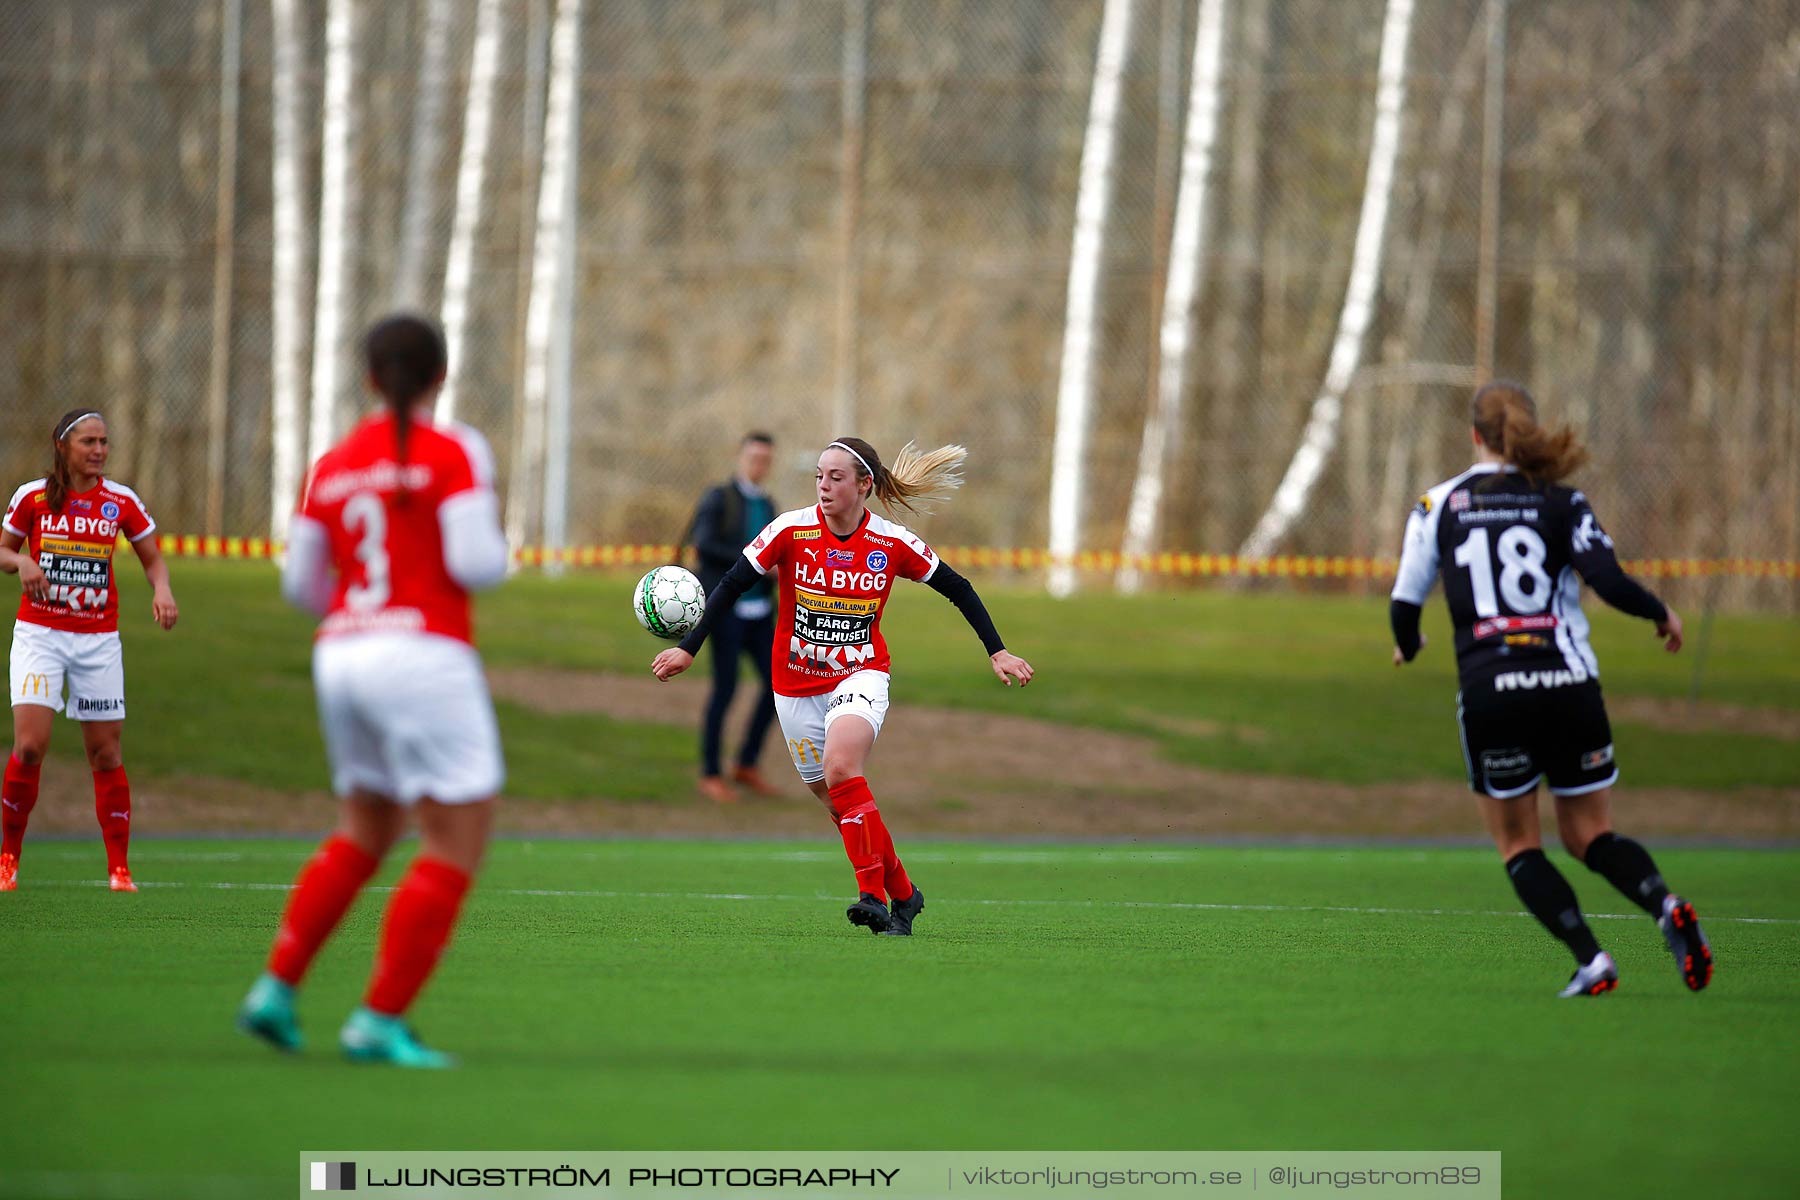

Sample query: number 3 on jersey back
[343,491,392,612]
[1453,525,1551,618]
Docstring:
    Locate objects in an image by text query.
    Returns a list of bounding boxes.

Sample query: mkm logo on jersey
[827,548,855,564]
[310,1161,356,1191]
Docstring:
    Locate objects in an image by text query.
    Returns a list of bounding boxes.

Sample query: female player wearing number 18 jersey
[1390,382,1712,998]
[238,315,510,1067]
[653,438,1035,935]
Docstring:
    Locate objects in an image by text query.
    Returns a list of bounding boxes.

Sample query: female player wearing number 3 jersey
[1390,382,1712,998]
[0,411,178,892]
[238,315,510,1068]
[653,437,1034,935]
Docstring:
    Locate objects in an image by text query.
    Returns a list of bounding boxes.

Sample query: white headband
[827,441,874,480]
[57,412,104,440]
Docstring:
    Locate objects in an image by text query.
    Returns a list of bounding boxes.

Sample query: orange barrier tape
[152,535,1800,580]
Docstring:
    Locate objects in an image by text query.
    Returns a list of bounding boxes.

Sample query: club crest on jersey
[100,501,120,520]
[866,550,888,572]
[827,549,855,564]
[1415,494,1433,515]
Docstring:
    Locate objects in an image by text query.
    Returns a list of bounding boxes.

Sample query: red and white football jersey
[297,411,495,645]
[744,505,939,697]
[4,478,156,634]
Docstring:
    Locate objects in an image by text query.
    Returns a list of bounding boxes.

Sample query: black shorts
[1455,679,1618,799]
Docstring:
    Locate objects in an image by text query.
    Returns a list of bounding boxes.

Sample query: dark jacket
[688,481,775,595]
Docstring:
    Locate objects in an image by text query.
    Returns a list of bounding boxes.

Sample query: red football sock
[365,857,471,1017]
[2,755,42,860]
[878,818,913,904]
[92,766,132,874]
[827,776,888,900]
[268,834,381,986]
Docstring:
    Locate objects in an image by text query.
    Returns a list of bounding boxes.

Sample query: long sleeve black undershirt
[924,562,1006,656]
[677,556,759,656]
[1390,599,1423,662]
[1579,562,1668,624]
[676,557,1006,658]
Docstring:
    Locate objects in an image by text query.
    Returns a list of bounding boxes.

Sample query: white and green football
[633,565,706,639]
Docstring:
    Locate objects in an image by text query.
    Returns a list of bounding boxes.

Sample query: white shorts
[9,621,126,721]
[313,633,504,805]
[772,670,890,784]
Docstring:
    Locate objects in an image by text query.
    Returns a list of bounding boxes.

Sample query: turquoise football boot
[339,1006,455,1069]
[236,972,303,1052]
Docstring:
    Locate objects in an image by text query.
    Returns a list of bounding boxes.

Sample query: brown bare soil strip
[1609,696,1800,742]
[25,669,1797,842]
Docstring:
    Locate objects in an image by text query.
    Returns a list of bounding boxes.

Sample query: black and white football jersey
[1391,463,1631,689]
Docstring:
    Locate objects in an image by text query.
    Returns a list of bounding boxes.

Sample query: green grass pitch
[2,562,1797,1199]
[2,838,1797,1199]
[65,562,1800,797]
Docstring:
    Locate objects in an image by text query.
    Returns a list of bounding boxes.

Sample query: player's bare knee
[82,736,123,771]
[9,742,46,766]
[417,797,494,873]
[1558,818,1606,861]
[1495,836,1538,862]
[340,793,406,858]
[85,747,123,771]
[821,759,859,790]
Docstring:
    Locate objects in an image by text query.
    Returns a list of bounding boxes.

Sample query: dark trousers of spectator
[702,611,778,777]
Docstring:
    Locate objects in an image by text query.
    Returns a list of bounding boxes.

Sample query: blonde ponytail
[877,441,966,515]
[827,436,967,516]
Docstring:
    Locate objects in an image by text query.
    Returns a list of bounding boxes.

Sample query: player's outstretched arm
[924,563,1032,687]
[989,649,1034,688]
[1564,495,1680,654]
[650,647,693,681]
[130,533,179,630]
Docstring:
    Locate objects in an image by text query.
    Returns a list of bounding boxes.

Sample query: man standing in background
[688,433,780,802]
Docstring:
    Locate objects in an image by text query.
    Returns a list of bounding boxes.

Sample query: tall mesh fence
[1,0,1795,608]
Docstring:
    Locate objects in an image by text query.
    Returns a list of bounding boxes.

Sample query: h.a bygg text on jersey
[742,505,939,696]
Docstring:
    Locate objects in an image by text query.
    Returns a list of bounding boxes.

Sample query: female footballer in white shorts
[237,314,510,1068]
[0,409,179,893]
[653,437,1034,935]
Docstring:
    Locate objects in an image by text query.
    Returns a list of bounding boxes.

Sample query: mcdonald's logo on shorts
[19,674,50,699]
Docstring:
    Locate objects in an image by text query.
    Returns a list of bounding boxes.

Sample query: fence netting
[0,0,1794,608]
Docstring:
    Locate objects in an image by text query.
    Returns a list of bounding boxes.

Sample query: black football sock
[1505,849,1603,964]
[1582,831,1670,916]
